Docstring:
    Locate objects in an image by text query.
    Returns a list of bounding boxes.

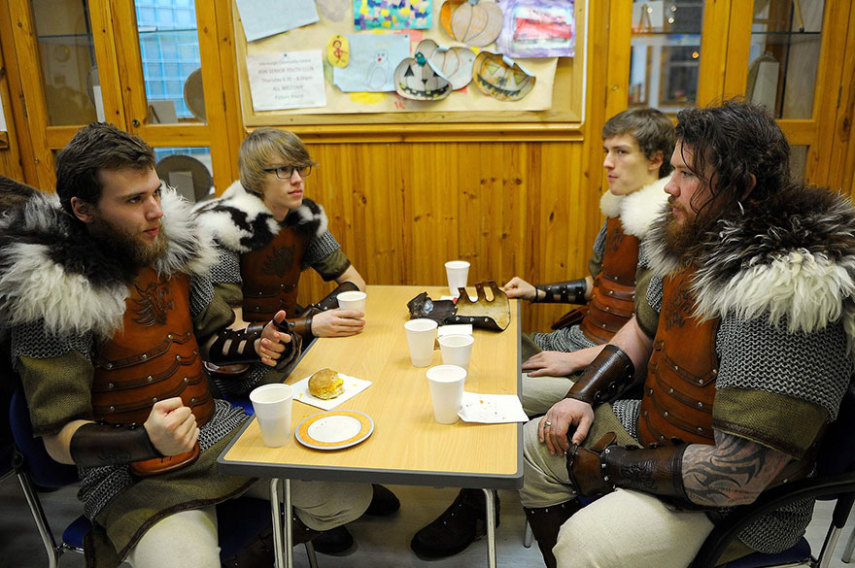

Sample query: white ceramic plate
[295,410,374,450]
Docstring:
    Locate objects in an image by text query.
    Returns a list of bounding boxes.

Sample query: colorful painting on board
[354,0,432,30]
[497,0,575,58]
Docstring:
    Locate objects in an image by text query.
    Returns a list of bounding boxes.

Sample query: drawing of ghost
[367,49,391,91]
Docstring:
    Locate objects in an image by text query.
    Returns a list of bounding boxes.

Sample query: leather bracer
[566,344,636,405]
[207,323,265,366]
[286,315,313,341]
[533,279,587,304]
[70,421,162,467]
[600,443,693,507]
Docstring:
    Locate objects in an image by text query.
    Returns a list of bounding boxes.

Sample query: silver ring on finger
[545,421,552,428]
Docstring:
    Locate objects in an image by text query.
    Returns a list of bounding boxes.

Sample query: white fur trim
[156,187,219,277]
[195,181,279,252]
[0,242,127,337]
[619,175,670,238]
[694,251,855,334]
[599,191,623,218]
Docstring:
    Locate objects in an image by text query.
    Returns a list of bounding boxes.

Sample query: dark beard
[89,216,168,268]
[661,208,717,261]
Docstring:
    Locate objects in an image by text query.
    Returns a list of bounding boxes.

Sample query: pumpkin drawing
[472,51,535,102]
[416,39,475,91]
[441,0,503,47]
[394,52,452,101]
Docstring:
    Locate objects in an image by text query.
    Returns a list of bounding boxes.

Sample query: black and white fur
[0,187,218,339]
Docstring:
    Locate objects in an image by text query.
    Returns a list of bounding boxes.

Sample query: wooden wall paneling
[6,1,55,189]
[835,3,855,199]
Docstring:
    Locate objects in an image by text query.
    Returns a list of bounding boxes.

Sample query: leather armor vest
[240,226,310,322]
[91,267,214,427]
[637,268,719,447]
[580,217,640,344]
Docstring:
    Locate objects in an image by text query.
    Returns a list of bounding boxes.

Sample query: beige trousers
[127,479,371,568]
[520,407,716,568]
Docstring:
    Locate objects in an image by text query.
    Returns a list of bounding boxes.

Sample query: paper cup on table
[249,383,293,447]
[337,290,367,313]
[426,365,467,424]
[445,260,470,297]
[404,318,438,367]
[438,334,474,372]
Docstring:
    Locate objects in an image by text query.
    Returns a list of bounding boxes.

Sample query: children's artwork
[472,51,535,102]
[496,0,575,58]
[440,0,503,47]
[236,0,320,42]
[394,52,452,100]
[354,0,432,30]
[417,39,475,90]
[327,34,350,68]
[333,34,411,92]
[246,51,327,110]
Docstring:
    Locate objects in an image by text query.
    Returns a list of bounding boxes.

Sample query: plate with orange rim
[295,410,374,451]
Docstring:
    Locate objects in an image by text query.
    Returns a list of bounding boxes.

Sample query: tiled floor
[0,477,853,568]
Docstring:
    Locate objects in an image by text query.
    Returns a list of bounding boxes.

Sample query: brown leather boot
[523,500,582,568]
[221,517,321,568]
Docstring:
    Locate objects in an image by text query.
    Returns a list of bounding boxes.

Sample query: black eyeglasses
[263,165,312,180]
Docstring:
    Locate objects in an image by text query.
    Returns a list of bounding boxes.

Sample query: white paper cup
[337,290,367,313]
[249,383,293,447]
[426,365,467,424]
[445,260,470,297]
[404,318,438,367]
[438,334,475,372]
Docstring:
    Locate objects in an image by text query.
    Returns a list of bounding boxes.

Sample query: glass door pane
[746,0,825,119]
[31,0,101,126]
[135,0,205,125]
[628,0,705,113]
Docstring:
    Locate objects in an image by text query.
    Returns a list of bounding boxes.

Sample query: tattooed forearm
[682,431,790,507]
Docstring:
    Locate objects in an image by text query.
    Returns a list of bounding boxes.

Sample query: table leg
[284,479,294,568]
[483,488,497,568]
[269,478,285,568]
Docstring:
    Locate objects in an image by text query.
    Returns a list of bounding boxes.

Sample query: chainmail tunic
[626,275,851,552]
[533,222,607,351]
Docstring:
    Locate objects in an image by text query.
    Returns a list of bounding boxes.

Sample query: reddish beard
[89,215,168,267]
[662,199,715,259]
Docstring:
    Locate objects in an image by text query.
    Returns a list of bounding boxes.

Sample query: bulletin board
[233,0,588,127]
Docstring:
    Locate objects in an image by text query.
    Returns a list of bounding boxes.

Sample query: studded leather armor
[637,268,719,447]
[91,267,214,428]
[580,217,640,344]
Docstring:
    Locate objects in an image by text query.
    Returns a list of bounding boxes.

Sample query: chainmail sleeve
[303,231,341,271]
[209,248,242,285]
[11,320,96,436]
[587,222,608,278]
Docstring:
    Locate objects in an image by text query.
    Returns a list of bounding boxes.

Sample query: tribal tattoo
[682,430,790,507]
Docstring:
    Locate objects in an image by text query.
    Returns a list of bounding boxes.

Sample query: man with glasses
[195,127,399,553]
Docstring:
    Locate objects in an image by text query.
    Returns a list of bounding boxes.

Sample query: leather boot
[311,525,354,555]
[222,516,320,568]
[524,500,582,568]
[410,488,500,559]
[365,483,401,516]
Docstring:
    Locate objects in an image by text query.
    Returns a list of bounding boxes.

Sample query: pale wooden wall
[296,140,601,335]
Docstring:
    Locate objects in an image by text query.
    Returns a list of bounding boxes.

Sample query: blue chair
[9,388,318,567]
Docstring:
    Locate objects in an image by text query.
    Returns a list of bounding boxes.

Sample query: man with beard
[0,123,371,568]
[410,107,675,560]
[519,100,855,567]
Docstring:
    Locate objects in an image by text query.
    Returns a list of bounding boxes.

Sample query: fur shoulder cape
[193,180,328,254]
[0,187,218,339]
[645,184,855,338]
[599,175,670,239]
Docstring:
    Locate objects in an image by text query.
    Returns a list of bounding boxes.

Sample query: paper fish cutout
[472,52,535,101]
[394,52,452,100]
[441,0,503,47]
[416,39,475,90]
